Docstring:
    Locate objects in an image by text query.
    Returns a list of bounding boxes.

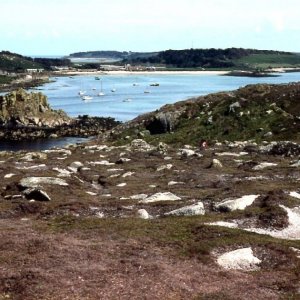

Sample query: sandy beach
[54,70,230,76]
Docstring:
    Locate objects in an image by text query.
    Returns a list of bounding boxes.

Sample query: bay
[2,71,300,151]
[36,72,300,122]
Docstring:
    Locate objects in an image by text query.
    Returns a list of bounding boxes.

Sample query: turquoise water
[37,72,300,122]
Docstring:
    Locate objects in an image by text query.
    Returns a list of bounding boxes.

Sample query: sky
[1,0,300,56]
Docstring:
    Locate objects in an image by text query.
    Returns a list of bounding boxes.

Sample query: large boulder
[217,247,261,270]
[165,202,205,216]
[215,195,260,212]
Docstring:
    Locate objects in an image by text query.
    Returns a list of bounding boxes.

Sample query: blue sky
[1,0,300,55]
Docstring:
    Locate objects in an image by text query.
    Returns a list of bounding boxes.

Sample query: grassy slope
[234,53,300,69]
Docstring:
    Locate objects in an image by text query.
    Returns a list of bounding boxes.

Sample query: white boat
[123,98,132,102]
[98,79,105,96]
[111,88,116,92]
[81,95,93,101]
[78,90,86,96]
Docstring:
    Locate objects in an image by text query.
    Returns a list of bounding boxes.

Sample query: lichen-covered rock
[139,192,181,203]
[165,202,205,216]
[130,139,155,152]
[217,247,261,270]
[137,209,151,219]
[19,177,68,188]
[216,195,260,212]
[0,89,70,127]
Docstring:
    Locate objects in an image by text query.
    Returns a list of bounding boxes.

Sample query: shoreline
[54,67,300,77]
[54,70,230,76]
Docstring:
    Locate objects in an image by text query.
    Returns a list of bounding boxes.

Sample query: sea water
[36,72,300,122]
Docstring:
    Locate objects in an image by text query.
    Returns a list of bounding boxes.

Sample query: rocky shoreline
[0,115,119,141]
[0,77,50,93]
[0,89,120,141]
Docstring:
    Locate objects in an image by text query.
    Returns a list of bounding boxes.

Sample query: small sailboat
[98,78,105,96]
[78,90,86,96]
[123,98,132,102]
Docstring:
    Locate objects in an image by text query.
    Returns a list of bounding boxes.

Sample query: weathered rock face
[0,89,120,140]
[0,89,71,127]
[145,111,180,134]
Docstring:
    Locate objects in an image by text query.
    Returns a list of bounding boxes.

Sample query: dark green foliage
[0,51,71,72]
[0,51,41,72]
[0,75,13,84]
[33,58,71,70]
[122,47,293,69]
[76,63,101,69]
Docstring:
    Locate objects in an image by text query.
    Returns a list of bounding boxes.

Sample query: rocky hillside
[110,82,300,145]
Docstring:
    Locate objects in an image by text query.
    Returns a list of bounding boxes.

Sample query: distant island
[68,47,300,71]
[69,50,159,62]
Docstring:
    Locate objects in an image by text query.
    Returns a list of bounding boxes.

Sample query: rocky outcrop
[0,89,120,140]
[145,111,180,134]
[0,88,70,127]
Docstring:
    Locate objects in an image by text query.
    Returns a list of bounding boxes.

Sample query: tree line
[123,48,291,68]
